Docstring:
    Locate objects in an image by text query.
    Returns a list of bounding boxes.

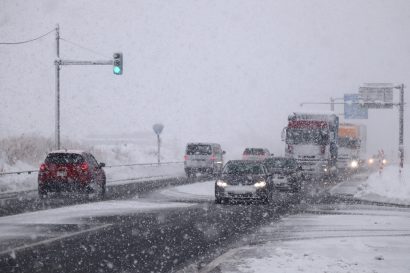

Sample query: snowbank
[355,165,410,205]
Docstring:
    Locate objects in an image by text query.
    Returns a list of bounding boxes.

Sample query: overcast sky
[1,0,409,158]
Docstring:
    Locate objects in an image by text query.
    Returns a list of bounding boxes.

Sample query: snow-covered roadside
[330,165,410,206]
[354,165,410,205]
[0,141,185,194]
[197,207,410,273]
[0,164,185,194]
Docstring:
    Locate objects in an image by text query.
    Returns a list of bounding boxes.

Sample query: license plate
[57,171,67,177]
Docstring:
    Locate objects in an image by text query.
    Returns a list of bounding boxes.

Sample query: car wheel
[38,187,48,199]
[89,178,106,200]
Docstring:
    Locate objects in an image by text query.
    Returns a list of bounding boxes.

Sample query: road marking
[0,223,112,257]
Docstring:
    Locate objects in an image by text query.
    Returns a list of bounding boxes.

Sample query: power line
[0,29,55,45]
[60,38,111,59]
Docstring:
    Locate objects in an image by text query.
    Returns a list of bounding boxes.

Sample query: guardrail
[0,161,184,176]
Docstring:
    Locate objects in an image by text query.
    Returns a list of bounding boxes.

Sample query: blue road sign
[344,94,368,119]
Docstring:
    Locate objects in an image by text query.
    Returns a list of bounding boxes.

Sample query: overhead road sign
[359,83,394,109]
[344,93,368,119]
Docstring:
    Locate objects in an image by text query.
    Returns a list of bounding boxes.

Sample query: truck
[282,112,339,179]
[336,123,367,172]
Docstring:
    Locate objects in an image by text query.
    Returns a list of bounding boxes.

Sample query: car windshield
[186,144,212,155]
[243,148,265,155]
[223,162,264,175]
[265,158,296,170]
[45,153,84,164]
[286,128,329,145]
[338,137,360,149]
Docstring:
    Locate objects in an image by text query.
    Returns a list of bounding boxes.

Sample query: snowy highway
[1,171,409,273]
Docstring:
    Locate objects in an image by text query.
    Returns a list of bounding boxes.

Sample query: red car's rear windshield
[45,153,84,164]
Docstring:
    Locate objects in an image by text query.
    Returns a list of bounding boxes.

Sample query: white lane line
[0,223,112,256]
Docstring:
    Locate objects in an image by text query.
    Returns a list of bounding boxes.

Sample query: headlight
[382,159,387,165]
[368,158,374,164]
[323,168,328,172]
[254,181,267,188]
[350,160,359,168]
[216,180,228,188]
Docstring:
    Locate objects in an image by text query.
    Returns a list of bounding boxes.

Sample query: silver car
[184,143,225,177]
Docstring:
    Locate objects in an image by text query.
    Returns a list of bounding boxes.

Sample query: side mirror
[99,162,106,168]
[222,151,226,155]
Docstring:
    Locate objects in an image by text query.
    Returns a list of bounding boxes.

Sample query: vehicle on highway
[215,160,272,204]
[337,123,367,173]
[282,112,339,179]
[264,157,303,193]
[184,143,225,177]
[242,148,271,160]
[38,150,106,198]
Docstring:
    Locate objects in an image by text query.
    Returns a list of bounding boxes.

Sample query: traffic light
[113,52,123,75]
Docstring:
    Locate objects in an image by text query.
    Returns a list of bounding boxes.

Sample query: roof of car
[48,149,86,155]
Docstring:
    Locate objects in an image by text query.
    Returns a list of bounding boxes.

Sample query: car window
[84,153,98,167]
[45,153,84,164]
[186,144,212,155]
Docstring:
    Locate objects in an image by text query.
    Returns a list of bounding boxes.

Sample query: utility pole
[55,24,61,150]
[398,84,404,170]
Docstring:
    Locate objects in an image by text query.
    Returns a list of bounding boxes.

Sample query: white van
[184,143,225,177]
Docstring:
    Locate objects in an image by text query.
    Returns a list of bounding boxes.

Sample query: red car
[38,150,106,198]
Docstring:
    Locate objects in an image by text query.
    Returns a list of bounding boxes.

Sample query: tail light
[80,162,89,171]
[287,145,293,154]
[184,155,189,161]
[210,155,216,161]
[320,145,326,154]
[40,163,47,171]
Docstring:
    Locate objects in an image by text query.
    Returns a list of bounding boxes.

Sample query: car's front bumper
[215,185,269,200]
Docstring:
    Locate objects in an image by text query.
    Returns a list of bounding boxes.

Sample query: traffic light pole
[54,25,116,150]
[55,24,61,150]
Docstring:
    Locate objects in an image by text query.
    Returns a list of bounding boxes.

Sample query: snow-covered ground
[200,206,410,273]
[331,165,410,206]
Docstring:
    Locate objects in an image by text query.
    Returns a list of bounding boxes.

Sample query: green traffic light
[113,66,121,74]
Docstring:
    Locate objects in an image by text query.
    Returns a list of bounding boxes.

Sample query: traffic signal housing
[113,52,123,75]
